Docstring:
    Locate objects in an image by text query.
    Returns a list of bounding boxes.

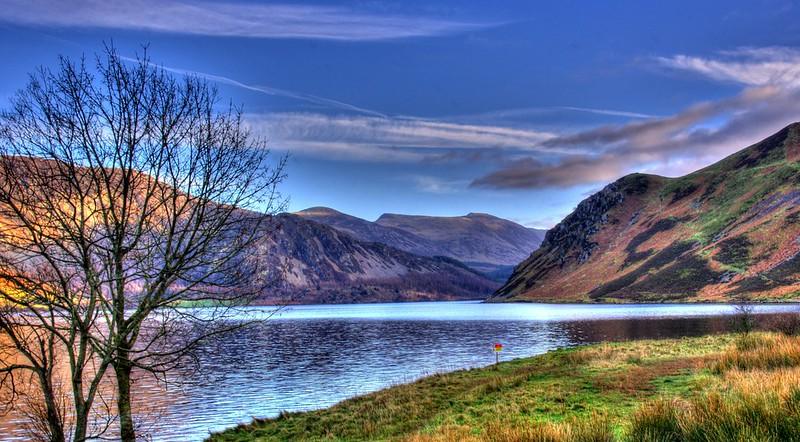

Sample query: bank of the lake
[7,301,797,441]
[209,331,800,441]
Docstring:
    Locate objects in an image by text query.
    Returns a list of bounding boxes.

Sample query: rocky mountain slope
[295,208,545,279]
[0,157,499,305]
[253,214,499,304]
[492,122,800,302]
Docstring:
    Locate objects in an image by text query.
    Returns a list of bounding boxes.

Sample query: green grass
[170,299,238,308]
[207,333,800,441]
[689,160,800,245]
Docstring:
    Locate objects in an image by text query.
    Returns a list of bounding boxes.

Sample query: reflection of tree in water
[0,332,190,440]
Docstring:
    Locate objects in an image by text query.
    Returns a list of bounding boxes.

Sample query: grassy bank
[209,332,800,441]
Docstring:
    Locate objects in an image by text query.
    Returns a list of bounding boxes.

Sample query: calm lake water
[3,301,800,441]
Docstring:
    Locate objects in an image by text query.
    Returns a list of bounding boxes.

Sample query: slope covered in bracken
[492,122,800,302]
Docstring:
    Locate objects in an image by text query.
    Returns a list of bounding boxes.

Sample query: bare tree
[0,45,286,441]
[732,295,757,336]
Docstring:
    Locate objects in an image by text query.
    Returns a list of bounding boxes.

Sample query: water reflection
[1,301,799,441]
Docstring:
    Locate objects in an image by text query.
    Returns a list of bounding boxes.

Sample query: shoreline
[239,297,800,308]
[207,330,800,441]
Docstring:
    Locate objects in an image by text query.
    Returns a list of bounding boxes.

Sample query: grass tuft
[405,414,614,442]
[628,386,800,442]
[712,333,800,373]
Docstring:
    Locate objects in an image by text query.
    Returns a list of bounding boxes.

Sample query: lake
[2,301,800,441]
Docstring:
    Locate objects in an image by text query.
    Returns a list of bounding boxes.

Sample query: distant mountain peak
[259,213,499,304]
[465,212,495,218]
[298,208,547,277]
[295,206,344,216]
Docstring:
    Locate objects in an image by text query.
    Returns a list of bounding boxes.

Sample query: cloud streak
[410,175,467,194]
[129,58,389,117]
[557,106,658,119]
[125,58,561,163]
[658,47,800,88]
[1,0,495,41]
[472,155,627,189]
[473,47,800,189]
[249,112,559,162]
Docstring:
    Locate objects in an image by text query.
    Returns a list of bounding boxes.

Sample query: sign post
[493,343,503,366]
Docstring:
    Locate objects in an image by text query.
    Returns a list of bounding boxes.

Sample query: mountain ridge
[296,207,545,279]
[0,157,500,305]
[251,213,500,304]
[492,122,800,302]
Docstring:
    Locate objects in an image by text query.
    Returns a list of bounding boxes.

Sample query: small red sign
[493,343,503,352]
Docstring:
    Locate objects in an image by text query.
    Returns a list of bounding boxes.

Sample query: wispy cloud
[442,105,658,123]
[473,47,800,189]
[472,155,628,189]
[249,112,559,162]
[124,59,559,163]
[657,46,800,88]
[410,176,467,194]
[154,60,658,124]
[129,58,388,117]
[1,0,496,41]
[557,106,658,119]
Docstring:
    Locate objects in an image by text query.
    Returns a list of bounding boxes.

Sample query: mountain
[492,122,800,303]
[294,207,437,256]
[295,208,545,279]
[0,158,498,305]
[252,214,500,304]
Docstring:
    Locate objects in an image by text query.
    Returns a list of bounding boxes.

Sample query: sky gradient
[1,0,800,227]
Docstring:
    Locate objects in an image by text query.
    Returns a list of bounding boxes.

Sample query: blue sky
[2,1,800,227]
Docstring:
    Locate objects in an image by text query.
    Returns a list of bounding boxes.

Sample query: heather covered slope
[492,122,800,302]
[296,208,545,278]
[252,214,499,304]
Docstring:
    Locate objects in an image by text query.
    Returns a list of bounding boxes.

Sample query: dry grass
[630,332,800,441]
[724,366,800,396]
[712,333,800,373]
[594,357,706,394]
[629,386,800,441]
[564,343,647,369]
[405,415,614,442]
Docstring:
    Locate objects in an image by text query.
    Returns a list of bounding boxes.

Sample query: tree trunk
[114,360,136,442]
[71,367,87,442]
[72,402,88,442]
[37,371,66,442]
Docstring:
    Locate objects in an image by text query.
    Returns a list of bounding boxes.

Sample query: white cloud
[120,59,559,163]
[129,58,388,117]
[557,106,658,119]
[658,46,800,88]
[410,176,467,194]
[1,0,495,41]
[248,112,560,162]
[474,46,800,189]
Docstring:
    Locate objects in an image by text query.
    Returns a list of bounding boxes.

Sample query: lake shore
[208,331,800,441]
